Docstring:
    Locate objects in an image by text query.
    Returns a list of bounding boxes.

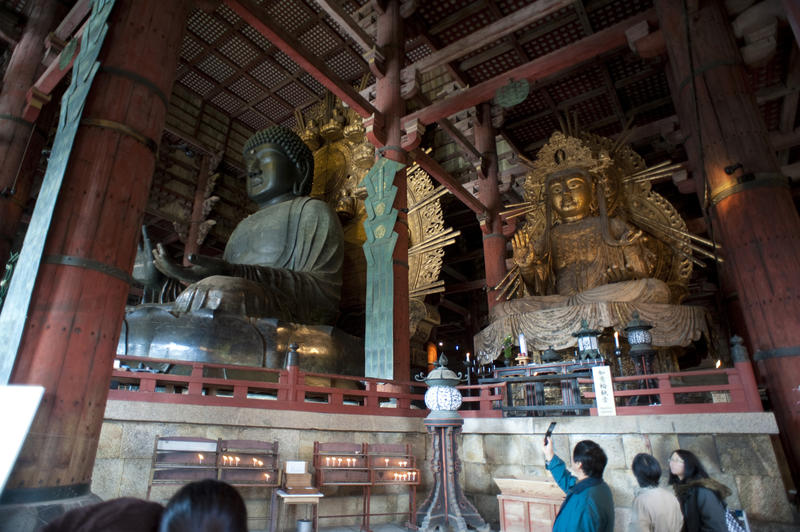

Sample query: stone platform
[85,402,795,532]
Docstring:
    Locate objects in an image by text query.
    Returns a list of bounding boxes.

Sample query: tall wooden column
[0,0,63,267]
[374,0,409,381]
[474,103,506,310]
[657,0,800,476]
[3,0,194,502]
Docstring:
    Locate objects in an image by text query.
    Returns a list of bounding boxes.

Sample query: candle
[614,331,620,349]
[384,458,389,467]
[264,473,270,482]
[519,333,527,355]
[222,456,228,466]
[466,352,470,363]
[234,456,240,466]
[197,454,204,464]
[337,458,342,467]
[258,460,263,466]
[326,457,331,467]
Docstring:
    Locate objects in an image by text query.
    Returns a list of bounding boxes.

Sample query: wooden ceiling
[7,0,800,333]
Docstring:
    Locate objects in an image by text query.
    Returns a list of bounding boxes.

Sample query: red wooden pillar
[375,0,409,381]
[3,0,194,502]
[0,0,64,267]
[474,103,506,310]
[657,0,800,477]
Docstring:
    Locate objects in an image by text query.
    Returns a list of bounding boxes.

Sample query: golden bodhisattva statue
[475,129,710,362]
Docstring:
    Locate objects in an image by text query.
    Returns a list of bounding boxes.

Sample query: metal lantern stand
[416,355,490,532]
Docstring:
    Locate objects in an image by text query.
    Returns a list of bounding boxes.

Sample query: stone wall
[94,401,427,531]
[460,414,795,530]
[93,402,794,531]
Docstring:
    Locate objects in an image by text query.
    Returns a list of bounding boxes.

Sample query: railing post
[657,375,675,407]
[187,363,203,396]
[730,335,763,411]
[139,375,156,393]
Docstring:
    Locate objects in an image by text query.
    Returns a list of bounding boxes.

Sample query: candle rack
[313,441,419,530]
[147,436,280,500]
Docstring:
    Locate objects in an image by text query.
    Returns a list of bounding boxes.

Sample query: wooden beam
[444,278,486,294]
[224,0,379,118]
[410,148,487,215]
[404,8,657,127]
[316,0,377,52]
[406,0,574,76]
[51,0,91,44]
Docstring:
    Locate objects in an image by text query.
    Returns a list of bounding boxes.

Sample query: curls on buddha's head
[243,126,314,196]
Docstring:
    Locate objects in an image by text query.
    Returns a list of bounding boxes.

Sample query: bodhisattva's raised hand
[152,244,228,284]
[512,231,536,270]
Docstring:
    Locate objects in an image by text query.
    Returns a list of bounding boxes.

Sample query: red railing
[110,356,760,417]
[110,355,429,417]
[581,367,762,415]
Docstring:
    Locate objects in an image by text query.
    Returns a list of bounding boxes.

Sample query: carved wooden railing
[110,356,760,417]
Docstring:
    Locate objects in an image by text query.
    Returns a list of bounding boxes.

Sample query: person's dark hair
[242,126,314,196]
[159,479,247,532]
[668,449,710,486]
[632,453,662,488]
[572,440,607,479]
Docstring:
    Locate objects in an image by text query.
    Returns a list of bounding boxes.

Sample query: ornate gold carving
[297,92,456,332]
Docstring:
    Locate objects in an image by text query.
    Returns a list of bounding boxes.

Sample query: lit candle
[384,458,389,467]
[234,456,240,467]
[337,458,342,467]
[326,457,331,467]
[614,331,620,349]
[519,333,527,355]
[222,456,228,466]
[258,460,263,466]
[197,454,204,464]
[466,352,470,363]
[253,458,258,466]
[264,473,270,482]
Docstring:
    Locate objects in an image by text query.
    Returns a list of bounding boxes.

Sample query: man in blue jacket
[543,436,614,532]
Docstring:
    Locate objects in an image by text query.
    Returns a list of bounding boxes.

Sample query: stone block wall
[94,401,426,531]
[93,403,794,531]
[458,414,795,531]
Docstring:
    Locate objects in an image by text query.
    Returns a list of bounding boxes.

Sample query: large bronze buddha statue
[151,126,343,324]
[475,130,707,361]
[120,127,359,373]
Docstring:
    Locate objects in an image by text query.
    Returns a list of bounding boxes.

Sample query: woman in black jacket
[668,449,730,532]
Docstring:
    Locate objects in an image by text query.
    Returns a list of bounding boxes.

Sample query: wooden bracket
[626,21,665,58]
[400,0,417,18]
[364,112,386,148]
[401,117,425,151]
[23,87,52,122]
[364,45,386,78]
[400,68,421,100]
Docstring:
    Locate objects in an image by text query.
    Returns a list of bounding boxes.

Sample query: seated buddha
[475,131,706,360]
[152,125,344,325]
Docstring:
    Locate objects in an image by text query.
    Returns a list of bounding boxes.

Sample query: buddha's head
[547,168,595,223]
[242,126,314,206]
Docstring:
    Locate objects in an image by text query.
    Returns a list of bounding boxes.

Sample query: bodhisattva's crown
[531,131,612,178]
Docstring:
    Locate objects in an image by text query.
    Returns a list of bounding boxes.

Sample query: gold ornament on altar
[295,83,459,344]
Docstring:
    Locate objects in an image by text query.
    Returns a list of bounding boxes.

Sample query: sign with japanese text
[591,366,616,416]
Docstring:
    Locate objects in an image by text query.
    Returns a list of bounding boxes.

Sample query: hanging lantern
[572,319,602,359]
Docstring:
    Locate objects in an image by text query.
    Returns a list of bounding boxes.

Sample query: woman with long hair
[668,449,730,532]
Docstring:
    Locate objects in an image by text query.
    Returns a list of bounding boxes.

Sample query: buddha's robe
[174,197,343,325]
